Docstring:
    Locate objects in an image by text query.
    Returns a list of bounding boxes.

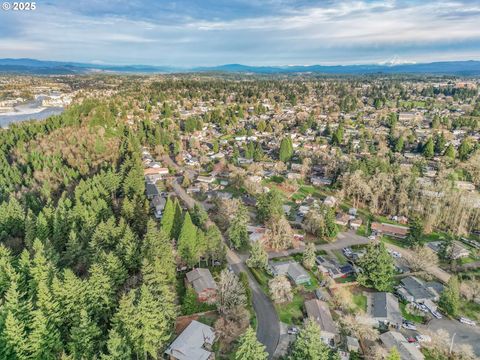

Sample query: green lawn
[332,250,348,265]
[458,299,480,321]
[352,294,367,312]
[275,292,305,325]
[249,267,271,292]
[381,236,408,248]
[399,301,425,323]
[335,274,356,284]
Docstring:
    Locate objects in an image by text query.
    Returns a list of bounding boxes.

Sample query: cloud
[1,0,480,66]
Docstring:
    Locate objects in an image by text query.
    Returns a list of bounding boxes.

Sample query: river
[0,95,64,128]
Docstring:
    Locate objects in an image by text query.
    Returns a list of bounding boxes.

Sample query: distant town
[0,73,479,360]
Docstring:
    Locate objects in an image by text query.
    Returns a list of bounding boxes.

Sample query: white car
[416,335,432,343]
[402,322,417,331]
[368,235,376,240]
[391,251,402,258]
[287,327,299,335]
[459,317,476,326]
[431,310,443,319]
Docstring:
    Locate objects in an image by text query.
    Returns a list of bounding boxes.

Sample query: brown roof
[371,222,409,237]
[304,299,337,335]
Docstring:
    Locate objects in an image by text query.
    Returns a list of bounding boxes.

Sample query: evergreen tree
[160,197,175,238]
[102,329,132,360]
[246,241,268,269]
[205,224,225,265]
[407,216,424,248]
[444,144,456,160]
[257,188,283,223]
[458,139,472,160]
[172,199,184,239]
[357,242,395,291]
[289,318,330,360]
[279,137,293,162]
[234,327,268,360]
[0,312,29,360]
[423,137,434,158]
[68,309,101,359]
[439,276,460,316]
[177,212,199,267]
[28,309,62,359]
[228,207,249,250]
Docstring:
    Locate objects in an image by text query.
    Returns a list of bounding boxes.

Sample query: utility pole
[449,332,456,354]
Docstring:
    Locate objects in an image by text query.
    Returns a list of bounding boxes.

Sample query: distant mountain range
[1,58,480,75]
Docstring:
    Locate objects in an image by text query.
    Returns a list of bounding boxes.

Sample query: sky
[1,0,480,66]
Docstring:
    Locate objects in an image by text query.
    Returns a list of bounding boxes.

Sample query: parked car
[416,335,432,343]
[287,327,299,335]
[368,235,376,240]
[459,317,476,326]
[391,251,402,258]
[402,321,417,330]
[431,310,443,319]
[407,337,417,343]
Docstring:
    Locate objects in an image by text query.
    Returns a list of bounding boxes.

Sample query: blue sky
[1,0,480,66]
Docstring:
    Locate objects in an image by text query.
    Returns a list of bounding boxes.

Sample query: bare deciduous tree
[268,275,293,303]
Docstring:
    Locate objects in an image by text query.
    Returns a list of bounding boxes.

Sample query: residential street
[424,318,480,357]
[268,230,370,259]
[170,177,280,357]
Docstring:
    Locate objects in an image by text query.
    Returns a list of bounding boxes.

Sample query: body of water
[0,95,64,127]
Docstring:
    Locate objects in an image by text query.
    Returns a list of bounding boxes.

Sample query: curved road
[170,175,280,357]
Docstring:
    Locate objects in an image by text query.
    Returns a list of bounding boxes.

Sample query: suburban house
[270,260,311,285]
[144,167,169,184]
[335,213,350,226]
[427,241,470,260]
[145,183,160,199]
[196,175,216,184]
[323,196,337,207]
[349,218,363,230]
[151,195,166,219]
[165,320,215,360]
[380,331,424,360]
[369,292,402,328]
[304,299,339,346]
[371,222,409,239]
[185,268,217,302]
[346,336,360,353]
[397,276,440,303]
[316,255,354,279]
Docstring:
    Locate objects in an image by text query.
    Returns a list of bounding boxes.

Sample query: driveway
[425,318,480,356]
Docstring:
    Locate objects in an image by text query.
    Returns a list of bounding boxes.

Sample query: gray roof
[304,299,338,335]
[380,331,424,360]
[145,183,159,197]
[371,292,402,325]
[186,268,217,294]
[165,320,215,360]
[401,276,435,301]
[151,195,166,210]
[270,260,310,283]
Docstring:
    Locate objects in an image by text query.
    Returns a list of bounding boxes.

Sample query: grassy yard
[381,235,408,248]
[458,299,480,321]
[249,267,271,293]
[335,274,356,284]
[399,301,425,323]
[332,250,348,265]
[275,292,305,325]
[352,294,367,312]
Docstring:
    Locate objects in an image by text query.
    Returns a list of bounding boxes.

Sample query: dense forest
[0,98,181,359]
